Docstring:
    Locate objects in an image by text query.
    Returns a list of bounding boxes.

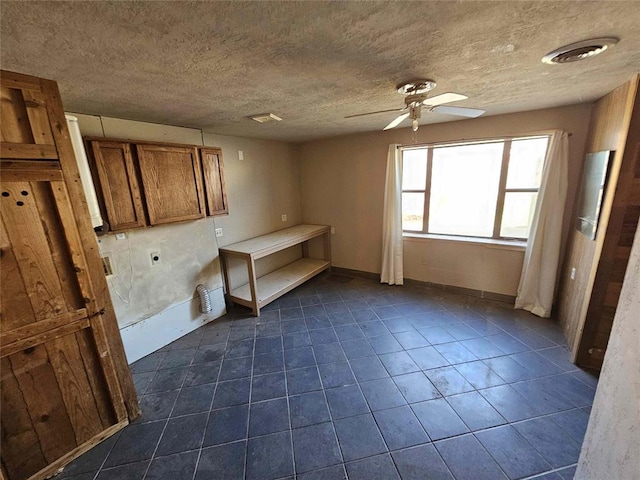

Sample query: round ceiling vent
[542,37,619,64]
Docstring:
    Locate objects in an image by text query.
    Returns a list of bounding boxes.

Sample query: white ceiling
[2,1,639,143]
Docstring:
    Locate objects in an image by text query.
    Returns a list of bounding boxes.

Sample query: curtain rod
[399,130,572,150]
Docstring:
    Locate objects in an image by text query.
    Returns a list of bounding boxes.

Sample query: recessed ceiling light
[250,113,282,123]
[542,37,619,64]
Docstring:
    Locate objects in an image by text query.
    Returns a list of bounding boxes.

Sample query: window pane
[402,192,425,231]
[429,142,503,237]
[506,137,548,189]
[402,148,427,190]
[500,192,538,238]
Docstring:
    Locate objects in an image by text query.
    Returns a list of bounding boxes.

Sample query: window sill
[403,233,527,251]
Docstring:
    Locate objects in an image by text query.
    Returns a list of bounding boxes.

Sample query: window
[401,136,549,240]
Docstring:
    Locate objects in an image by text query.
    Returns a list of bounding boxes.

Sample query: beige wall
[72,114,301,326]
[299,104,592,296]
[202,132,302,289]
[576,224,640,479]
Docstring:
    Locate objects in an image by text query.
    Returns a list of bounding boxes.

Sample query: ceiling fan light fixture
[542,37,619,64]
[397,79,437,95]
[250,113,283,123]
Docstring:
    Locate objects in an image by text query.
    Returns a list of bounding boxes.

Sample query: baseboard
[403,278,516,304]
[330,266,515,305]
[330,266,380,280]
[120,286,226,363]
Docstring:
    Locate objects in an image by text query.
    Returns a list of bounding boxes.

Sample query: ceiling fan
[346,79,485,132]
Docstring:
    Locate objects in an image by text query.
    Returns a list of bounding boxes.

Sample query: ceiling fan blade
[425,92,468,106]
[345,108,402,119]
[383,112,410,130]
[432,105,485,118]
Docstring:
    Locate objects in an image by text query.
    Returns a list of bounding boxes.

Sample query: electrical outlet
[215,228,223,237]
[150,252,161,265]
[102,256,114,276]
[570,267,576,280]
[238,150,244,161]
[115,232,126,240]
[281,214,287,222]
[331,227,335,234]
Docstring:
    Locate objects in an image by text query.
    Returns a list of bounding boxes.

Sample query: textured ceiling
[2,1,639,142]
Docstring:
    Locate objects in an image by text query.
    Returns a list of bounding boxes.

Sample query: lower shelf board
[230,258,330,306]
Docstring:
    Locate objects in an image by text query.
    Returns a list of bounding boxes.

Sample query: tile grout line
[186,317,228,480]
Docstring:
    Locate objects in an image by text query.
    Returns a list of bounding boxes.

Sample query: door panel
[1,70,137,480]
[0,176,124,480]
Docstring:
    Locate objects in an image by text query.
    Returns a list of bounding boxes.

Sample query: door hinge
[87,308,106,319]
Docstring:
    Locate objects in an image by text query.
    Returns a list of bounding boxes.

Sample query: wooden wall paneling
[48,180,128,422]
[40,78,139,419]
[89,141,146,231]
[7,345,78,465]
[1,87,34,144]
[200,147,228,216]
[21,90,54,146]
[136,144,205,225]
[74,329,117,429]
[0,182,68,320]
[557,76,638,363]
[0,72,58,160]
[577,114,640,368]
[0,357,47,480]
[44,335,104,444]
[30,182,84,310]
[0,216,36,331]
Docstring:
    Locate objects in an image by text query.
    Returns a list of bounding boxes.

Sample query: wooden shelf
[230,258,330,306]
[220,224,330,259]
[219,224,331,316]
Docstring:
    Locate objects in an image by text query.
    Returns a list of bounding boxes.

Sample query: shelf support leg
[246,256,259,316]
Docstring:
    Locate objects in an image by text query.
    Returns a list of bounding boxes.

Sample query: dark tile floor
[58,274,598,480]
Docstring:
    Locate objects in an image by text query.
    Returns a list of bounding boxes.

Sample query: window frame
[401,135,550,241]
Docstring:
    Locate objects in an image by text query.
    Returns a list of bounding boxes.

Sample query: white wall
[299,104,592,297]
[576,224,640,479]
[71,113,301,361]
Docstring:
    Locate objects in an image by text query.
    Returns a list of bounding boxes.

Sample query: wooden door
[1,70,138,480]
[88,140,146,231]
[136,144,205,225]
[200,147,228,216]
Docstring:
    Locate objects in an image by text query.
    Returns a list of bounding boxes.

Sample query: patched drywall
[97,220,221,327]
[299,104,591,296]
[576,225,640,479]
[72,114,302,329]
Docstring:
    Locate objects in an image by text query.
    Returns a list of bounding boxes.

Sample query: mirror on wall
[577,150,615,240]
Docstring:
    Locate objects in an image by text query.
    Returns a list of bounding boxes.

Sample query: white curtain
[515,130,569,317]
[381,144,404,285]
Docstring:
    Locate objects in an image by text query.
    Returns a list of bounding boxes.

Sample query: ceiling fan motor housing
[397,80,437,95]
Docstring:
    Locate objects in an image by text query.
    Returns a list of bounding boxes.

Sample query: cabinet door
[200,147,228,216]
[89,140,146,231]
[136,144,205,225]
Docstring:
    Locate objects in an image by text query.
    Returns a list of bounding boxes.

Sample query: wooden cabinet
[1,70,138,480]
[86,139,228,231]
[200,147,228,216]
[89,140,146,230]
[136,144,205,225]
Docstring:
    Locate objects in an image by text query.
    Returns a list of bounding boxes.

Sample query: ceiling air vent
[250,113,282,123]
[542,37,618,64]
